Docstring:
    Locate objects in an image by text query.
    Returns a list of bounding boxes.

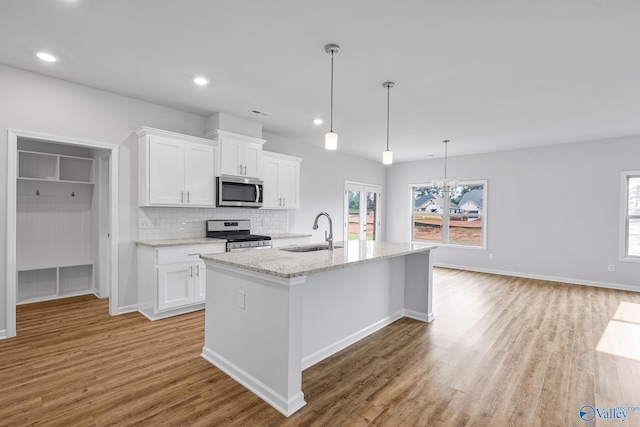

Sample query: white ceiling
[1,0,639,162]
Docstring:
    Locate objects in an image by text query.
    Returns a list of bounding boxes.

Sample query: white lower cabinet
[137,243,225,320]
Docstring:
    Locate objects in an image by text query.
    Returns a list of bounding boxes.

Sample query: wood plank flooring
[2,268,640,426]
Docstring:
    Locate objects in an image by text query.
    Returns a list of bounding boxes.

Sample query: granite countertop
[200,240,436,279]
[269,233,312,239]
[137,233,311,248]
[136,237,227,247]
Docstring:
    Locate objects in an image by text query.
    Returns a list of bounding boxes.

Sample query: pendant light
[324,44,340,150]
[382,81,394,164]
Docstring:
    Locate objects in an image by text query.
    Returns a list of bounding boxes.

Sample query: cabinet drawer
[157,244,225,265]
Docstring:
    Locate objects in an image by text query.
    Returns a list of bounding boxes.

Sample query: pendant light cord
[386,84,390,151]
[444,139,449,180]
[330,51,334,133]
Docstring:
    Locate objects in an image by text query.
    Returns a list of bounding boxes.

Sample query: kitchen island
[200,240,436,416]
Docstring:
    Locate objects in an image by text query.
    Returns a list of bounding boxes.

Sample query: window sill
[412,241,486,250]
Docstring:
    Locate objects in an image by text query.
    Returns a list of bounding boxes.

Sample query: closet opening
[5,130,119,339]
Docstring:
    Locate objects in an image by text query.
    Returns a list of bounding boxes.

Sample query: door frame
[5,129,119,338]
[344,181,382,241]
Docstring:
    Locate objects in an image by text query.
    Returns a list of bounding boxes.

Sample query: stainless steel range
[206,219,272,252]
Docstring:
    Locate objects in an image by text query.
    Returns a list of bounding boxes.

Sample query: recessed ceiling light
[313,118,323,125]
[36,52,57,62]
[193,77,209,86]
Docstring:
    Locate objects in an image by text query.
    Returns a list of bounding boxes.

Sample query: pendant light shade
[325,44,340,150]
[382,149,393,165]
[382,81,394,164]
[325,131,338,150]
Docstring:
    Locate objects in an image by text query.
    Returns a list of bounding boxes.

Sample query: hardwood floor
[2,268,640,426]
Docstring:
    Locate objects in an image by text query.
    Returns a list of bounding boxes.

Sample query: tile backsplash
[138,207,289,241]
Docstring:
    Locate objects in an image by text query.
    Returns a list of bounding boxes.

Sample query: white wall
[263,132,387,242]
[386,135,640,291]
[0,64,206,326]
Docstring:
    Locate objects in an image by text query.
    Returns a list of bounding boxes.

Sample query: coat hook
[71,191,75,197]
[36,189,40,196]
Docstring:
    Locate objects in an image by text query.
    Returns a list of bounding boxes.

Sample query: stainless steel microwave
[217,175,263,208]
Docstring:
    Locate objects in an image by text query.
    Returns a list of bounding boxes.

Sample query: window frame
[410,179,488,250]
[620,171,640,262]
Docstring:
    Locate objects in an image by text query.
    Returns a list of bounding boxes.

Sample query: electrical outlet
[238,290,245,309]
[488,253,494,260]
[608,264,616,272]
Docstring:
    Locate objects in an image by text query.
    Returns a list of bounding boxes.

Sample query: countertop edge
[201,243,437,279]
[136,238,227,248]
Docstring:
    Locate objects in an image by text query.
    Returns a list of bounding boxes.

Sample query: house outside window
[411,180,487,248]
[621,171,640,261]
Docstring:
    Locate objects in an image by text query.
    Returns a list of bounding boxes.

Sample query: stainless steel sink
[280,244,342,253]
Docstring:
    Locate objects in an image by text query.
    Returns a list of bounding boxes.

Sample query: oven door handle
[255,184,261,203]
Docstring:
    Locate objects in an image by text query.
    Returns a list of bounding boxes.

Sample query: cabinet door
[194,260,206,303]
[280,160,299,208]
[262,157,281,208]
[242,143,263,178]
[149,136,185,205]
[220,140,243,176]
[157,264,195,311]
[185,141,215,206]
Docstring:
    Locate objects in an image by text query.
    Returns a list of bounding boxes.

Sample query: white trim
[109,147,120,315]
[6,131,18,338]
[404,309,435,323]
[201,347,306,417]
[5,129,120,340]
[435,263,640,293]
[0,329,7,340]
[116,304,139,315]
[620,170,640,263]
[302,309,404,370]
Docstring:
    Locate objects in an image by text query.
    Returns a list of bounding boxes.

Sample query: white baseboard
[116,304,138,315]
[404,309,434,323]
[0,329,7,340]
[435,263,640,293]
[201,347,306,417]
[302,310,404,370]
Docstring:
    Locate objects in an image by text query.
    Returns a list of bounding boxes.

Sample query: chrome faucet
[312,212,334,251]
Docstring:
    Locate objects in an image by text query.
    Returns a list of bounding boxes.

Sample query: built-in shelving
[18,150,94,184]
[16,145,96,305]
[17,263,94,304]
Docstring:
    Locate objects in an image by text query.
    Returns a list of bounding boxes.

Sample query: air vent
[250,109,271,117]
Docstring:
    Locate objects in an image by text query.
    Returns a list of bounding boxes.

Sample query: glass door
[344,182,381,241]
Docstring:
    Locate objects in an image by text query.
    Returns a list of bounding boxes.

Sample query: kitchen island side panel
[301,255,405,368]
[202,265,306,416]
[404,251,434,322]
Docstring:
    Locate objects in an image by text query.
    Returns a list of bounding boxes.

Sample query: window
[622,171,640,261]
[411,180,487,248]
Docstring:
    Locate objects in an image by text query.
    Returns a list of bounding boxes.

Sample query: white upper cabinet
[137,127,216,207]
[184,142,216,205]
[205,129,265,179]
[262,151,302,209]
[148,135,185,205]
